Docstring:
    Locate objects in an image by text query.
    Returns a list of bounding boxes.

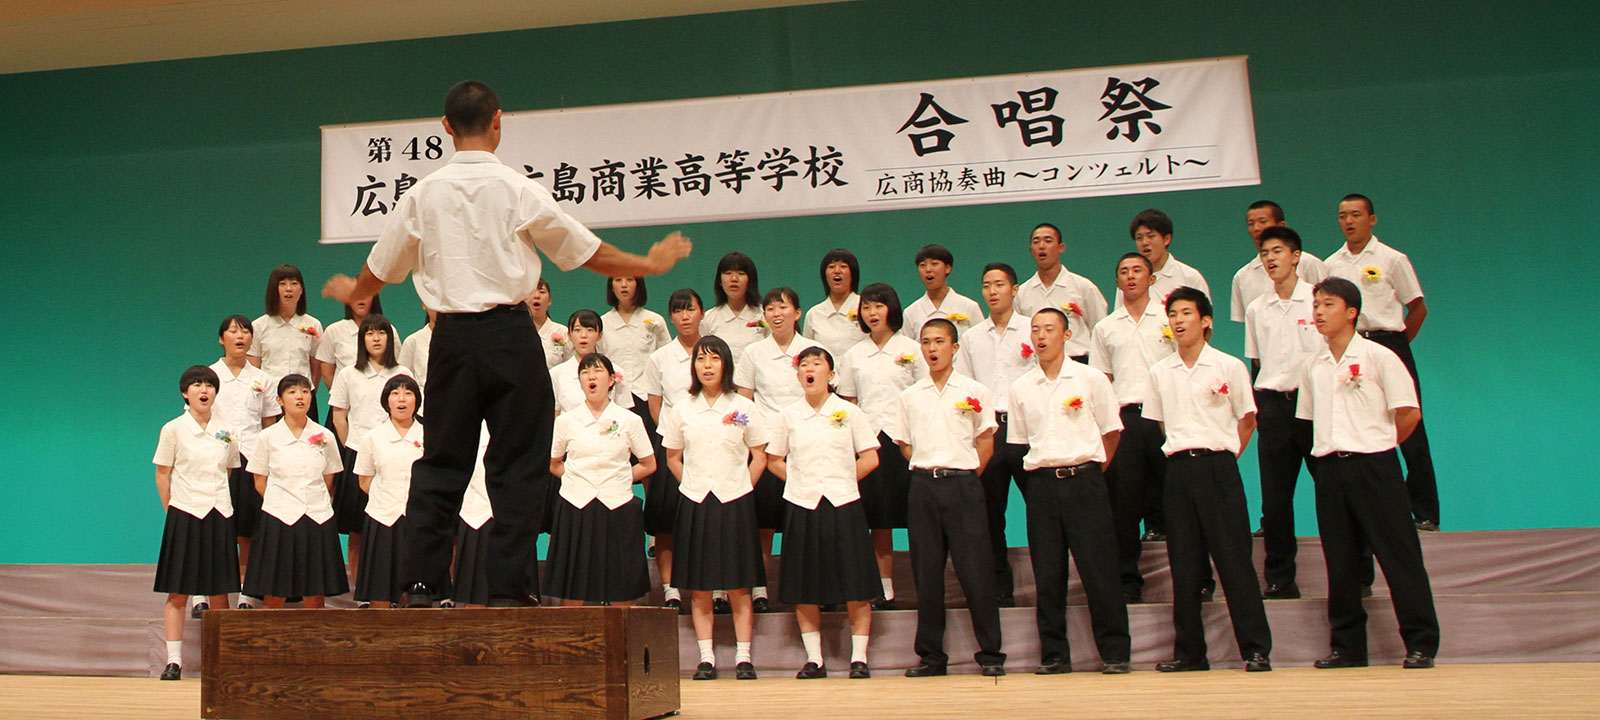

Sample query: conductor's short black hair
[857,283,905,334]
[380,374,421,414]
[714,252,761,308]
[819,249,861,296]
[445,81,499,136]
[1258,226,1303,253]
[1314,277,1363,316]
[219,314,253,337]
[914,244,955,267]
[1130,209,1174,239]
[264,264,307,316]
[180,365,220,398]
[606,276,648,309]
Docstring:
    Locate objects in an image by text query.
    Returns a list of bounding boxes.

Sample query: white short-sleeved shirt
[768,394,880,510]
[1006,363,1123,470]
[459,424,493,529]
[153,411,241,519]
[1017,268,1109,358]
[802,293,867,360]
[836,334,927,437]
[891,373,998,471]
[902,290,984,342]
[1116,254,1210,307]
[397,324,432,392]
[366,151,603,314]
[551,402,653,510]
[639,340,695,416]
[1229,254,1328,323]
[329,364,413,450]
[353,420,423,526]
[1324,236,1424,333]
[249,313,322,386]
[1143,345,1257,456]
[735,335,823,419]
[249,420,343,525]
[210,359,280,459]
[601,309,671,398]
[659,392,768,503]
[535,318,574,369]
[1089,300,1175,406]
[1244,281,1321,392]
[700,303,768,360]
[550,356,635,413]
[314,318,404,387]
[953,311,1036,413]
[1296,335,1419,457]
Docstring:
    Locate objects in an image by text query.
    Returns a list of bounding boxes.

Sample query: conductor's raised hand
[323,274,358,305]
[647,232,693,274]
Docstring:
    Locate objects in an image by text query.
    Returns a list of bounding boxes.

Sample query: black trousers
[1360,330,1438,525]
[1254,389,1315,587]
[1315,449,1440,659]
[1106,405,1164,591]
[1026,465,1131,664]
[1165,452,1272,662]
[404,304,553,602]
[907,469,1004,667]
[980,415,1029,599]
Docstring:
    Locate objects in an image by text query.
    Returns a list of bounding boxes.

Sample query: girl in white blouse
[638,288,705,609]
[601,276,671,409]
[551,310,635,413]
[328,314,413,589]
[352,375,423,608]
[247,264,324,422]
[698,252,768,360]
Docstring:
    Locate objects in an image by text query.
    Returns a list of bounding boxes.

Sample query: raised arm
[582,233,693,278]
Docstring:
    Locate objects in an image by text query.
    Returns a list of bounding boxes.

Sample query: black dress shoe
[1262,582,1301,599]
[849,661,871,679]
[1244,653,1272,672]
[692,662,717,680]
[1402,651,1435,669]
[795,662,827,679]
[980,663,1006,677]
[663,597,681,610]
[752,596,771,613]
[160,663,181,681]
[712,597,732,614]
[1140,531,1166,542]
[1313,651,1367,669]
[1123,588,1143,604]
[1415,520,1440,532]
[1251,527,1265,538]
[1362,585,1374,598]
[190,601,208,618]
[735,661,758,680]
[904,662,947,677]
[1102,661,1132,675]
[870,597,896,611]
[1035,656,1071,675]
[1199,585,1215,603]
[997,594,1017,608]
[400,583,436,609]
[1155,658,1210,672]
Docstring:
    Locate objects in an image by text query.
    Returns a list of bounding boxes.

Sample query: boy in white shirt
[1230,201,1327,325]
[1116,209,1211,307]
[901,244,983,342]
[1016,223,1108,364]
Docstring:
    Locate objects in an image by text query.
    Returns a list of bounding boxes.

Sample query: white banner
[321,56,1257,243]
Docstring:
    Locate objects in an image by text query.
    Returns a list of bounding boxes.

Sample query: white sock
[662,585,680,601]
[881,577,895,600]
[752,585,768,600]
[713,590,729,601]
[851,634,869,664]
[697,639,715,665]
[165,640,182,666]
[189,595,203,607]
[735,641,752,664]
[801,631,823,665]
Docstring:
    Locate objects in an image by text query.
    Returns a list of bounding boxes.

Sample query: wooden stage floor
[3,663,1596,719]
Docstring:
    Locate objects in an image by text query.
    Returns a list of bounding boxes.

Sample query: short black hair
[605,276,648,309]
[1314,277,1363,316]
[1117,251,1153,273]
[444,80,499,136]
[857,283,905,334]
[577,352,616,377]
[981,262,1018,286]
[344,293,384,322]
[667,288,704,314]
[537,278,551,293]
[264,264,307,316]
[1258,226,1303,253]
[355,314,399,371]
[689,336,736,397]
[1340,193,1375,215]
[380,374,421,414]
[714,252,761,308]
[1032,306,1071,328]
[795,345,835,371]
[277,373,313,397]
[1031,222,1062,241]
[920,318,959,342]
[1130,209,1174,239]
[914,244,955,267]
[762,286,800,309]
[1248,200,1285,222]
[180,365,220,398]
[1165,286,1212,320]
[819,249,861,296]
[218,314,253,337]
[567,308,604,334]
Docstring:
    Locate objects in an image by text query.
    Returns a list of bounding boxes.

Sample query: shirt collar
[821,294,858,317]
[450,150,500,164]
[1267,279,1312,306]
[1165,343,1219,369]
[179,411,210,436]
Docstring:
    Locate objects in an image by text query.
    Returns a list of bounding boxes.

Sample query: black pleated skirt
[671,492,766,591]
[452,518,493,606]
[242,514,349,598]
[778,498,882,605]
[537,472,560,534]
[544,497,650,603]
[153,507,240,596]
[643,465,680,536]
[331,443,367,534]
[227,458,261,538]
[752,469,788,530]
[353,514,409,604]
[859,431,911,529]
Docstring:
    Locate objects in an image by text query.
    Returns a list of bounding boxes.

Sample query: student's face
[1259,239,1300,283]
[795,354,833,392]
[386,387,417,423]
[349,298,373,320]
[919,326,957,372]
[917,259,951,290]
[183,382,216,411]
[694,350,725,391]
[280,385,312,418]
[720,270,748,302]
[363,327,388,360]
[1133,225,1171,266]
[980,269,1016,313]
[611,277,638,307]
[1030,227,1064,269]
[219,321,252,356]
[763,297,800,335]
[860,301,890,333]
[1313,292,1358,336]
[571,325,601,355]
[528,285,551,315]
[1166,300,1210,346]
[1337,199,1377,244]
[1246,207,1284,246]
[579,363,615,402]
[670,302,704,338]
[824,262,853,296]
[277,278,302,312]
[1030,313,1069,362]
[1117,258,1154,300]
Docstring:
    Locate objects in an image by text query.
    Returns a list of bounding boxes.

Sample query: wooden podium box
[201,606,679,719]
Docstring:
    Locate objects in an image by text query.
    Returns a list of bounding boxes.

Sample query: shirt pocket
[1296,322,1323,352]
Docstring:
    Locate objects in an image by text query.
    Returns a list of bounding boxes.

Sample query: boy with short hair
[901,244,984,343]
[1116,209,1210,307]
[1016,223,1107,364]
